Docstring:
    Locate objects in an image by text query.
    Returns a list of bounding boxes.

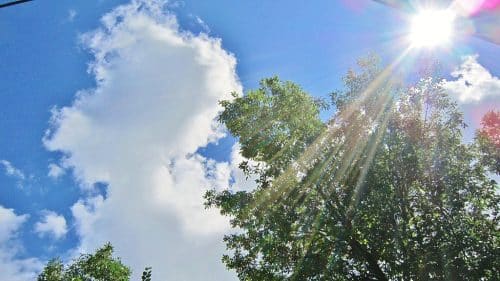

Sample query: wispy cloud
[67,9,77,22]
[194,15,211,33]
[0,160,25,181]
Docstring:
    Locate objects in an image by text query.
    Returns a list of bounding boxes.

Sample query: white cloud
[0,206,27,242]
[34,211,68,239]
[442,55,500,139]
[228,143,258,192]
[0,205,43,281]
[48,163,65,179]
[44,0,241,280]
[0,160,25,181]
[442,55,500,103]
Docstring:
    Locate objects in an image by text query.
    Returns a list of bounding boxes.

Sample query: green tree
[37,243,151,281]
[37,259,64,281]
[206,58,499,280]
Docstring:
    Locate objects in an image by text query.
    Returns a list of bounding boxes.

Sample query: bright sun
[409,9,455,48]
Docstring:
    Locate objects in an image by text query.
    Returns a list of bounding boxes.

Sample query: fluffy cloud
[0,206,42,281]
[34,211,68,239]
[0,206,27,242]
[44,0,242,280]
[442,55,500,103]
[0,159,25,181]
[442,55,500,137]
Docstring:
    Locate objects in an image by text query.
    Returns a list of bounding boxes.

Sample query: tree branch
[349,237,388,281]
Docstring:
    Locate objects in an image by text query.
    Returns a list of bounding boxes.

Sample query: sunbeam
[245,47,412,222]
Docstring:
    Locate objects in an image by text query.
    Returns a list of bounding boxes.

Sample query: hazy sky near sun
[0,0,498,280]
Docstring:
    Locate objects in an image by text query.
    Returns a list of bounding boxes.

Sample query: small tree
[38,243,151,281]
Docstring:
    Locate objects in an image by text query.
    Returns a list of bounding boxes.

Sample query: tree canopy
[476,110,500,175]
[37,243,151,281]
[206,57,499,280]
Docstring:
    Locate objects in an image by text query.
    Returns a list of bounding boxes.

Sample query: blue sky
[0,0,499,280]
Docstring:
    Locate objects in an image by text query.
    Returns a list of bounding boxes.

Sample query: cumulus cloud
[0,206,27,242]
[442,55,500,103]
[48,163,65,179]
[34,211,68,239]
[44,0,242,280]
[442,55,500,138]
[0,205,42,281]
[0,160,25,181]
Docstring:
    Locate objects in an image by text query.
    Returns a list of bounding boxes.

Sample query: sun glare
[409,9,455,48]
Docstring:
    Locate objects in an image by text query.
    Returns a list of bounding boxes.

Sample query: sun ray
[347,90,395,218]
[244,47,412,222]
[291,95,395,279]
